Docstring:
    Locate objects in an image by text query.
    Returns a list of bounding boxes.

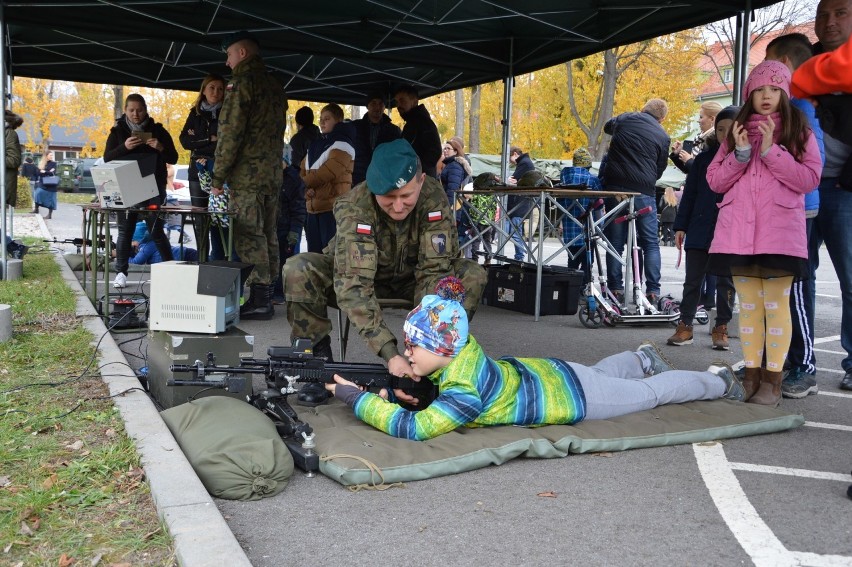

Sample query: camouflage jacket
[212,55,288,193]
[331,176,459,360]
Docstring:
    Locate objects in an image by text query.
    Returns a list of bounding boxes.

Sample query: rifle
[169,338,436,473]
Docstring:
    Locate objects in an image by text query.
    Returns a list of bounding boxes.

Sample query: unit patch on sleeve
[427,211,442,222]
[431,233,447,254]
[356,223,372,235]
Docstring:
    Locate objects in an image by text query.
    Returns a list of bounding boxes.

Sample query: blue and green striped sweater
[349,335,586,440]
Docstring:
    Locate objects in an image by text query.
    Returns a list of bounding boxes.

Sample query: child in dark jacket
[324,278,744,441]
[667,106,739,350]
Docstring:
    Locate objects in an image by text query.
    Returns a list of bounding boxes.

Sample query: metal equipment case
[485,263,584,316]
[146,327,254,409]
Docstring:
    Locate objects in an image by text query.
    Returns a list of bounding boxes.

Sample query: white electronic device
[149,261,242,333]
[91,157,159,208]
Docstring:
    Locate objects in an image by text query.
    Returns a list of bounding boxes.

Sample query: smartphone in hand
[681,140,694,154]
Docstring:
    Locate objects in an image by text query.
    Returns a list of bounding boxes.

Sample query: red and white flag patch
[427,211,442,222]
[356,223,372,235]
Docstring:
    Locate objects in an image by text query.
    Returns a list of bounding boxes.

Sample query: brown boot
[742,367,761,401]
[749,368,782,407]
[711,324,729,350]
[666,321,693,346]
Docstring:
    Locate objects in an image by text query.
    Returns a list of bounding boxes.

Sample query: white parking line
[694,442,852,567]
[805,421,852,432]
[814,336,841,345]
[729,462,850,482]
[694,442,796,566]
[790,551,852,566]
[814,348,846,355]
[819,391,852,399]
[816,367,845,375]
[815,293,840,299]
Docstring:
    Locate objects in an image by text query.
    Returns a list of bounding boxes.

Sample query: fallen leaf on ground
[43,474,58,489]
[66,440,84,451]
[537,491,557,498]
[18,522,33,537]
[58,553,74,566]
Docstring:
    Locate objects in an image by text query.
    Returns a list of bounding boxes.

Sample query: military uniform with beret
[213,31,288,289]
[284,139,487,362]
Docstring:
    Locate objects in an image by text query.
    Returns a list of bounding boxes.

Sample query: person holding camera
[670,101,723,174]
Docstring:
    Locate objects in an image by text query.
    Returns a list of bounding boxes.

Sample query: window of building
[722,68,733,84]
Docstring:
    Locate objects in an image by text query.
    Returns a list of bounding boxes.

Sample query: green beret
[366,139,418,195]
[221,30,259,52]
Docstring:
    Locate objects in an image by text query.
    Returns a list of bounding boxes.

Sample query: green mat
[300,399,803,487]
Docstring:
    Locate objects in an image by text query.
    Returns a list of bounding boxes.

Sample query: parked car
[74,158,101,193]
[58,159,80,192]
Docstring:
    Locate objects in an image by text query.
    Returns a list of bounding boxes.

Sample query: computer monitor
[149,261,243,333]
[91,155,159,208]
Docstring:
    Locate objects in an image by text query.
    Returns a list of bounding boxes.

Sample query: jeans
[506,216,527,261]
[814,177,852,371]
[604,194,661,294]
[305,211,337,253]
[787,217,818,374]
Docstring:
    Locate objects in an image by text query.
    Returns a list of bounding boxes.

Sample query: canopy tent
[1,0,772,279]
[3,0,774,105]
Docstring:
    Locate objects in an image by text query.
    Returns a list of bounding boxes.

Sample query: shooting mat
[300,399,803,487]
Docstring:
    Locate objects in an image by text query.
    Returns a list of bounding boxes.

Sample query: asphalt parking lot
[40,205,851,566]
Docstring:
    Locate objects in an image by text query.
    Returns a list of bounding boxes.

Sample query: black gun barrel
[167,379,225,387]
[170,364,268,375]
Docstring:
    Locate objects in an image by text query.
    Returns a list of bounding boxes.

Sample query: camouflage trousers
[231,187,279,286]
[284,253,487,346]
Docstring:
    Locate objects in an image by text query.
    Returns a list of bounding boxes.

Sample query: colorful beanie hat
[403,277,469,357]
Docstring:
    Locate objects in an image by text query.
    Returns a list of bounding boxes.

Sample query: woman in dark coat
[179,74,226,258]
[103,93,178,288]
[33,151,58,218]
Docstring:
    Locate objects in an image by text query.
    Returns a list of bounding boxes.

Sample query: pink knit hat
[743,60,791,101]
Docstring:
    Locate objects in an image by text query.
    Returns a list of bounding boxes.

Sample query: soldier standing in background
[284,139,487,406]
[212,30,288,320]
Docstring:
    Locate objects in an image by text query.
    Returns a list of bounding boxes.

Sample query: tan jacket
[301,144,354,214]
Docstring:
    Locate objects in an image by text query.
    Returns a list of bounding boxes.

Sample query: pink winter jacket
[706,120,822,260]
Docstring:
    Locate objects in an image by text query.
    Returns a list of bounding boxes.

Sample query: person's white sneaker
[113,272,127,289]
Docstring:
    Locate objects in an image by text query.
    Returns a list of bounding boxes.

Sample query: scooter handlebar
[615,205,653,224]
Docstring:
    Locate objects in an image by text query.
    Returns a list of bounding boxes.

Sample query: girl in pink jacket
[706,60,823,407]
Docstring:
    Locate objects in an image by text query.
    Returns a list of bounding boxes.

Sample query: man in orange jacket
[790,0,852,392]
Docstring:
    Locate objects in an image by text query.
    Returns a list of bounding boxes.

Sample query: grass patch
[58,193,97,206]
[0,249,175,565]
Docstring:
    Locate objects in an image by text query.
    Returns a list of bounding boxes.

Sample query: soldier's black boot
[297,336,333,407]
[240,284,275,320]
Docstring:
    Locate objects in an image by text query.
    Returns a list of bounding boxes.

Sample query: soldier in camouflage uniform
[212,31,287,320]
[284,139,486,404]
